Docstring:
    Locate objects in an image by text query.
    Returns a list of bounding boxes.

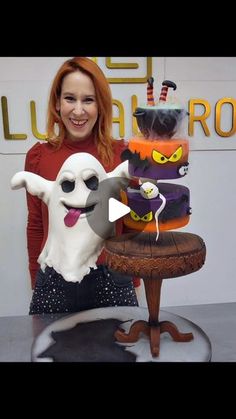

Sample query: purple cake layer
[125,183,191,222]
[128,161,189,180]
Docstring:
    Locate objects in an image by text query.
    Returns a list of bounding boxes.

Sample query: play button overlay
[85,176,158,239]
[108,198,130,222]
[85,176,131,239]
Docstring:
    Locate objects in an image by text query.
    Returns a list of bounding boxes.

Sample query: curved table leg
[114,278,194,357]
[114,320,161,357]
[114,320,150,341]
[160,321,193,342]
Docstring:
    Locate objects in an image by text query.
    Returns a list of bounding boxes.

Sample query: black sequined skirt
[29,265,138,315]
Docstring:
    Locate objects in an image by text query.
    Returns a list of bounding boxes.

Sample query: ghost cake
[11,153,130,283]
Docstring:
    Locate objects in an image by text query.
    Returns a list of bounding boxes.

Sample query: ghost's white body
[11,152,130,283]
[38,218,104,282]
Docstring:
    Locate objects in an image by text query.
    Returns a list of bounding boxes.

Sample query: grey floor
[0,302,235,362]
[164,302,236,362]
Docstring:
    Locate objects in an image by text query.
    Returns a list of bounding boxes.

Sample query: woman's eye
[61,180,75,193]
[84,98,94,103]
[65,96,74,101]
[84,176,98,190]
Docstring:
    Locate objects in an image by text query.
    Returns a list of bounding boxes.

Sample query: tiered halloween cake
[121,78,191,239]
[104,78,206,357]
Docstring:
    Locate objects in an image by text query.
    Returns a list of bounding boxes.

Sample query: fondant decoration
[138,181,166,240]
[147,77,155,106]
[140,182,159,200]
[139,177,158,186]
[11,153,130,283]
[127,137,189,180]
[152,145,183,164]
[121,149,150,171]
[178,163,189,176]
[154,193,166,241]
[121,183,191,233]
[159,80,177,102]
[133,79,188,138]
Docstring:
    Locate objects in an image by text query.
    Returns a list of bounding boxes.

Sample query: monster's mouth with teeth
[63,203,96,227]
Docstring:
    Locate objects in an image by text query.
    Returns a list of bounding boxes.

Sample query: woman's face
[57,70,98,142]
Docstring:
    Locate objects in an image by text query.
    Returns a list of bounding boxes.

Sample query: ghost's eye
[61,180,75,193]
[84,176,99,191]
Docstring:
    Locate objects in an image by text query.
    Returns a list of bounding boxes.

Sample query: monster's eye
[61,180,75,193]
[152,150,168,164]
[141,211,153,222]
[130,210,140,221]
[169,146,183,162]
[84,175,99,191]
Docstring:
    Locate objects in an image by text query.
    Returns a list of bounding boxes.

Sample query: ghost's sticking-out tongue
[64,208,82,227]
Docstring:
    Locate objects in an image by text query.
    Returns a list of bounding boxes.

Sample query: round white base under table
[31,306,212,362]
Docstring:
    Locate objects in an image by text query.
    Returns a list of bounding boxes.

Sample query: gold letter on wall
[1,96,27,140]
[131,95,141,136]
[30,101,47,140]
[215,98,236,137]
[105,57,152,84]
[188,99,211,136]
[112,99,125,137]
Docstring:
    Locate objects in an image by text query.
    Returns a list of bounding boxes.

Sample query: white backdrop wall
[0,57,236,316]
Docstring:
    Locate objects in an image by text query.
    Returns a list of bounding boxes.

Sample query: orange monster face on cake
[126,137,189,180]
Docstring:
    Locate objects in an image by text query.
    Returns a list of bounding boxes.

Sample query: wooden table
[104,231,206,357]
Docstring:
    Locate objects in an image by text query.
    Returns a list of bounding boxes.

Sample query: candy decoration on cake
[121,77,191,237]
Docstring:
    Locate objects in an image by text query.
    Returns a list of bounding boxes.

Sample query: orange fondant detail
[129,137,189,163]
[123,215,190,232]
[120,189,128,206]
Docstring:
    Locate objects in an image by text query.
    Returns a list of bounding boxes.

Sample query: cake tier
[121,182,191,232]
[128,137,189,180]
[133,106,188,138]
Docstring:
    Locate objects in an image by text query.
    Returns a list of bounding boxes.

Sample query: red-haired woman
[25,57,139,314]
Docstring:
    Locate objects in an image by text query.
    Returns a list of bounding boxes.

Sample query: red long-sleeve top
[24,135,140,289]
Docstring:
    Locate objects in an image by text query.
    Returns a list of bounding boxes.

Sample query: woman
[25,57,139,314]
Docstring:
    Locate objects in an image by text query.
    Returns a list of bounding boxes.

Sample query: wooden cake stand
[104,231,206,357]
